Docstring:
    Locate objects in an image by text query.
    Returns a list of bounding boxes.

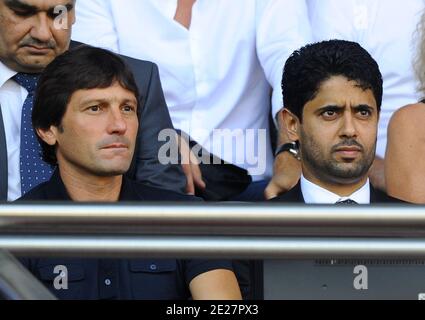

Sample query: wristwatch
[274,141,300,160]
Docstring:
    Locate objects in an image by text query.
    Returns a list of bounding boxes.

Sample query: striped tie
[335,199,358,205]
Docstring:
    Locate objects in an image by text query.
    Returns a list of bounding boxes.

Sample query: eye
[122,105,136,113]
[47,7,70,19]
[48,11,63,19]
[321,109,339,120]
[357,108,372,118]
[87,105,101,113]
[12,9,34,17]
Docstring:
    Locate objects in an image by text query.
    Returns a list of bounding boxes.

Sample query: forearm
[190,269,242,300]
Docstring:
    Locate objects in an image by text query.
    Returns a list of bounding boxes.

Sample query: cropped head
[33,45,140,177]
[0,0,76,73]
[281,40,383,190]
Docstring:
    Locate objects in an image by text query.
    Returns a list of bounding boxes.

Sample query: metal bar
[1,203,424,225]
[1,204,425,237]
[3,235,425,259]
[0,250,56,300]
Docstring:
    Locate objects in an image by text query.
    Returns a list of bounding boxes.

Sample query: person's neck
[58,166,123,202]
[302,168,368,197]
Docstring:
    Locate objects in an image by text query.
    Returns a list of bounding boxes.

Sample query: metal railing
[1,203,425,259]
[0,250,55,300]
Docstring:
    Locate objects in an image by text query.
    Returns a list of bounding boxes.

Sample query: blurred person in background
[386,7,425,204]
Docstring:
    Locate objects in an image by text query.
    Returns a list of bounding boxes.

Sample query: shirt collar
[49,168,135,202]
[0,60,18,89]
[300,175,370,204]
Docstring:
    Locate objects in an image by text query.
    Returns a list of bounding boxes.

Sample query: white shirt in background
[0,62,26,201]
[72,0,313,180]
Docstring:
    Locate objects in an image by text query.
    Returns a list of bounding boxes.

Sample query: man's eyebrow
[122,98,138,104]
[79,98,105,106]
[5,0,37,12]
[316,105,344,113]
[79,98,138,106]
[47,2,74,15]
[5,0,74,14]
[353,104,374,110]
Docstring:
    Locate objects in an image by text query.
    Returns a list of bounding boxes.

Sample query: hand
[264,152,301,199]
[178,134,206,195]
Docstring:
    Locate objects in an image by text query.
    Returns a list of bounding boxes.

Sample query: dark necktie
[335,199,358,205]
[13,73,53,195]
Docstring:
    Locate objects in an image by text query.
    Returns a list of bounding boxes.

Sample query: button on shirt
[72,0,312,180]
[300,175,371,204]
[0,61,25,201]
[18,172,232,300]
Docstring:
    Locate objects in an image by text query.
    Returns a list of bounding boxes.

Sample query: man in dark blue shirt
[19,45,242,300]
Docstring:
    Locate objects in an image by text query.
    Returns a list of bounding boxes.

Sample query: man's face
[42,82,139,178]
[297,76,378,186]
[0,0,75,73]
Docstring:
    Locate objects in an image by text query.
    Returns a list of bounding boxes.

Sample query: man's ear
[281,108,301,142]
[35,126,58,146]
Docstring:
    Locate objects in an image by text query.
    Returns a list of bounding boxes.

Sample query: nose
[339,111,358,138]
[107,109,127,135]
[30,13,53,43]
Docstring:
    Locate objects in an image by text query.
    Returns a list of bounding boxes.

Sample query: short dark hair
[282,40,383,121]
[32,45,140,165]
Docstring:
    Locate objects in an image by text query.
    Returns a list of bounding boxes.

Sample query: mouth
[23,45,53,54]
[102,143,128,150]
[334,147,362,159]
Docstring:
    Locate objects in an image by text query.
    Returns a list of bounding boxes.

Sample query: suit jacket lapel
[369,184,401,203]
[119,177,144,201]
[0,106,8,201]
[273,182,305,203]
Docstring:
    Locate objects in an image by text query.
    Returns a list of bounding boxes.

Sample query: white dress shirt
[308,0,424,158]
[72,0,312,179]
[0,62,26,201]
[301,175,371,204]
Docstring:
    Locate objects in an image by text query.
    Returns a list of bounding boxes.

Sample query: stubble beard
[300,129,376,184]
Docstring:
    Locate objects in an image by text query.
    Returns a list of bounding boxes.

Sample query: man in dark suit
[0,0,185,202]
[273,40,400,204]
[18,45,242,300]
